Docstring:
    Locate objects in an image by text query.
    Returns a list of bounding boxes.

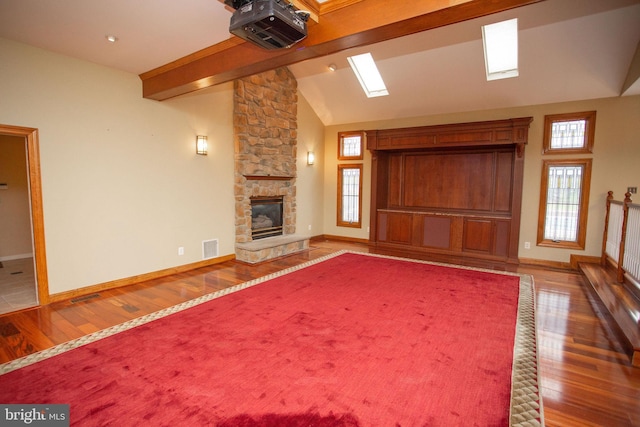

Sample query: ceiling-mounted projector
[224,0,308,50]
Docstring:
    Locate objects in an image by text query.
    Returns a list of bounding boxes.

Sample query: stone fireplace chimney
[233,67,308,263]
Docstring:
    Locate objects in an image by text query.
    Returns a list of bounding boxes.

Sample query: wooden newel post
[617,192,632,283]
[602,191,614,266]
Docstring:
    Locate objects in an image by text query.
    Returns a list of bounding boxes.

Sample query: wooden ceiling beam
[140,0,543,100]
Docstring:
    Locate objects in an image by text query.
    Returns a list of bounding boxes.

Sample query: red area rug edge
[0,250,543,426]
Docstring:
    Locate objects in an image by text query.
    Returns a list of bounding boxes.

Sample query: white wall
[0,38,236,294]
[323,95,640,263]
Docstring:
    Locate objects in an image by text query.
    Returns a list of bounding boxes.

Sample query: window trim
[537,158,592,249]
[337,163,363,228]
[338,131,364,160]
[542,111,596,155]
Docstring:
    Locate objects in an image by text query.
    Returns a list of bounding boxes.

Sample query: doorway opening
[0,124,49,314]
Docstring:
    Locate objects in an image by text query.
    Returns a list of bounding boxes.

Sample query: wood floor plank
[1,239,639,426]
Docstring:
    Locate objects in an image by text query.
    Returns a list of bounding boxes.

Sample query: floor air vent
[202,239,219,260]
[70,293,100,304]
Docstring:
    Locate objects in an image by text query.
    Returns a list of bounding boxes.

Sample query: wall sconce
[307,151,315,165]
[196,135,208,155]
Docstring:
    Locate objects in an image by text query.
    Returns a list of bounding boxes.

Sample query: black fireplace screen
[250,197,284,239]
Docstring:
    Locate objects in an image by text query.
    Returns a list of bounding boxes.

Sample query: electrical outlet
[308,224,312,231]
[628,187,637,194]
[178,247,184,256]
[524,242,531,249]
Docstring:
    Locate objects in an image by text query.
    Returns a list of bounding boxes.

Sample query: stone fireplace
[233,67,309,263]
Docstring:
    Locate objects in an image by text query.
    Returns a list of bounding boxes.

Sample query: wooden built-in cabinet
[367,118,532,264]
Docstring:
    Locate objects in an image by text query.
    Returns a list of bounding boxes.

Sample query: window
[337,164,363,228]
[482,18,519,81]
[543,111,596,154]
[537,159,592,249]
[347,53,389,98]
[337,132,363,229]
[338,131,363,160]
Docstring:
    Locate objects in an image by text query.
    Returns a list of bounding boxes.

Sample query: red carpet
[0,252,542,426]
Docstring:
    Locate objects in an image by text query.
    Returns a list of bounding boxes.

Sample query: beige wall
[0,38,238,294]
[295,94,326,237]
[2,34,638,297]
[0,37,327,296]
[0,135,32,259]
[323,95,640,263]
[321,130,372,241]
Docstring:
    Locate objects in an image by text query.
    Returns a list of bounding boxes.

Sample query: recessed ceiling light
[482,18,519,81]
[328,64,337,72]
[105,35,118,43]
[347,53,389,98]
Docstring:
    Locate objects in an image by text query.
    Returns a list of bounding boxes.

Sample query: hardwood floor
[1,239,639,426]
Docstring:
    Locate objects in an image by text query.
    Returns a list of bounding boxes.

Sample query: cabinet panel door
[377,212,389,242]
[494,151,514,212]
[463,219,493,253]
[386,212,413,244]
[404,152,494,211]
[388,154,403,207]
[420,215,451,249]
[494,220,511,257]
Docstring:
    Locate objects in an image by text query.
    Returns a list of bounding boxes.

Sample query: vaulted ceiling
[1,0,639,126]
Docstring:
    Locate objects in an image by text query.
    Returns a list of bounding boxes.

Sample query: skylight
[347,53,389,98]
[482,18,519,81]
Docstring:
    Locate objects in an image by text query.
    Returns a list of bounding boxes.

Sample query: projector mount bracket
[224,0,310,22]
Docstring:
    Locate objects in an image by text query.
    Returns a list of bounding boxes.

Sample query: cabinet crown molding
[366,117,533,151]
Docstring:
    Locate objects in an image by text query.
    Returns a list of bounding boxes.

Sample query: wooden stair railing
[584,190,640,367]
[602,191,640,286]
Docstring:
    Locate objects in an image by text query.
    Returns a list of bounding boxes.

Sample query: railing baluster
[617,192,632,283]
[605,198,623,263]
[602,191,613,266]
[623,203,640,282]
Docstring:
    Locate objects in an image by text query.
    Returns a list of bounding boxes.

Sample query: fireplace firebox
[250,196,284,240]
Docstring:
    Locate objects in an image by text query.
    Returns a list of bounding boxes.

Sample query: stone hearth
[233,67,308,263]
[236,235,309,264]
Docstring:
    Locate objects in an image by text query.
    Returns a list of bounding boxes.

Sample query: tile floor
[0,257,38,315]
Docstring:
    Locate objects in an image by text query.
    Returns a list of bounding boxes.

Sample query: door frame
[1,124,49,305]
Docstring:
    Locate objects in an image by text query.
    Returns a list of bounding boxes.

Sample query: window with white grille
[338,131,363,160]
[550,120,586,150]
[337,164,362,228]
[543,111,596,154]
[537,159,592,249]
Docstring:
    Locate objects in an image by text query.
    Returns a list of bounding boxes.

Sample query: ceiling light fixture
[482,18,519,81]
[105,35,118,43]
[347,53,389,98]
[328,64,337,72]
